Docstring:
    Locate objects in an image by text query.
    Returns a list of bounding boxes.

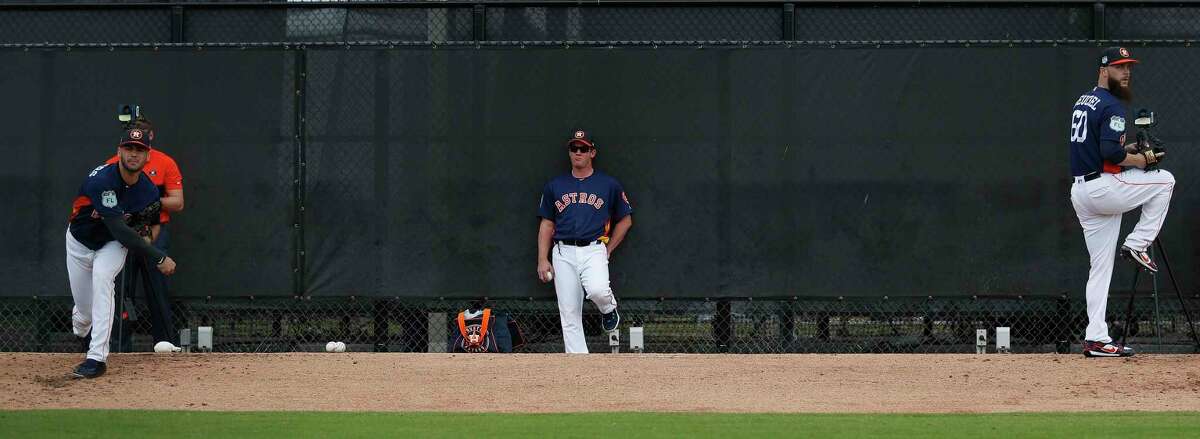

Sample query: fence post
[817,314,830,341]
[373,299,391,351]
[782,3,795,41]
[35,297,51,352]
[170,6,185,43]
[292,49,307,297]
[473,4,486,42]
[1055,295,1071,353]
[1093,2,1105,40]
[401,306,429,352]
[714,299,732,352]
[779,300,796,349]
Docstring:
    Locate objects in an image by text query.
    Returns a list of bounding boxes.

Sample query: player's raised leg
[1113,169,1174,253]
[578,243,618,328]
[579,245,615,312]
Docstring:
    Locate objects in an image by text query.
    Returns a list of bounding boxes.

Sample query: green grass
[2,410,1198,438]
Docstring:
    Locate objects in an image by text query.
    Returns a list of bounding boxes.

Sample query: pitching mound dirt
[2,353,1198,413]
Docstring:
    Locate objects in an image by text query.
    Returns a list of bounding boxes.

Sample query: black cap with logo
[119,127,154,149]
[566,129,595,149]
[1100,46,1139,67]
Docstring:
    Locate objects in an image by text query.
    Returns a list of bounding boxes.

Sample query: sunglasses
[568,145,592,153]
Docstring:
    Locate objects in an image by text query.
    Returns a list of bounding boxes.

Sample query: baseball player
[1068,47,1173,358]
[105,117,184,347]
[536,130,633,353]
[66,126,178,378]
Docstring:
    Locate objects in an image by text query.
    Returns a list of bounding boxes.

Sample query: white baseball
[334,341,347,353]
[546,271,553,281]
[325,341,337,353]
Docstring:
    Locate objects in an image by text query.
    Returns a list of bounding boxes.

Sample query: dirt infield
[2,353,1198,413]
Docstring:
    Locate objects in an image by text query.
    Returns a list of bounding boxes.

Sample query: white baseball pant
[552,241,617,353]
[66,228,128,362]
[1070,169,1174,343]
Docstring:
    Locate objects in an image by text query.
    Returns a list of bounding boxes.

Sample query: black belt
[557,239,600,247]
[1074,171,1101,182]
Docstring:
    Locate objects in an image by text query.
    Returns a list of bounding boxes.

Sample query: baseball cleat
[602,309,620,332]
[1083,340,1135,358]
[71,359,106,379]
[1121,245,1158,272]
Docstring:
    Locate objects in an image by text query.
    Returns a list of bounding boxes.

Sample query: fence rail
[1,1,1197,43]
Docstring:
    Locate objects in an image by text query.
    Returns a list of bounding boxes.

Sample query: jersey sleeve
[105,154,118,165]
[612,181,633,220]
[162,155,183,191]
[101,216,167,262]
[538,183,557,220]
[81,176,123,218]
[1097,105,1128,162]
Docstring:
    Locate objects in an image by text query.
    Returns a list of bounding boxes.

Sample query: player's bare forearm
[537,219,555,263]
[1118,153,1148,169]
[161,189,184,212]
[606,215,633,255]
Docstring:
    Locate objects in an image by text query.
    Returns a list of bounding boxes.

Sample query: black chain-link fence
[1105,4,1200,40]
[0,7,172,44]
[485,6,783,41]
[2,295,1197,354]
[1,2,1197,44]
[792,4,1093,41]
[184,6,474,43]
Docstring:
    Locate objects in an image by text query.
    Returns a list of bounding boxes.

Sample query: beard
[120,159,144,174]
[1108,76,1133,102]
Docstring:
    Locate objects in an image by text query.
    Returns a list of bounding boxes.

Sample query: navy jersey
[1069,87,1128,176]
[538,170,633,242]
[68,163,161,250]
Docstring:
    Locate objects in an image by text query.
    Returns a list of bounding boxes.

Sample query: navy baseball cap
[567,129,595,149]
[119,127,153,149]
[1100,46,1138,67]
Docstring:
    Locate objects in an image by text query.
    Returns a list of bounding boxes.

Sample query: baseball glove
[1135,131,1166,170]
[127,200,162,237]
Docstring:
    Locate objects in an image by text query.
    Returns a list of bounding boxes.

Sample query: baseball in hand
[546,271,553,282]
